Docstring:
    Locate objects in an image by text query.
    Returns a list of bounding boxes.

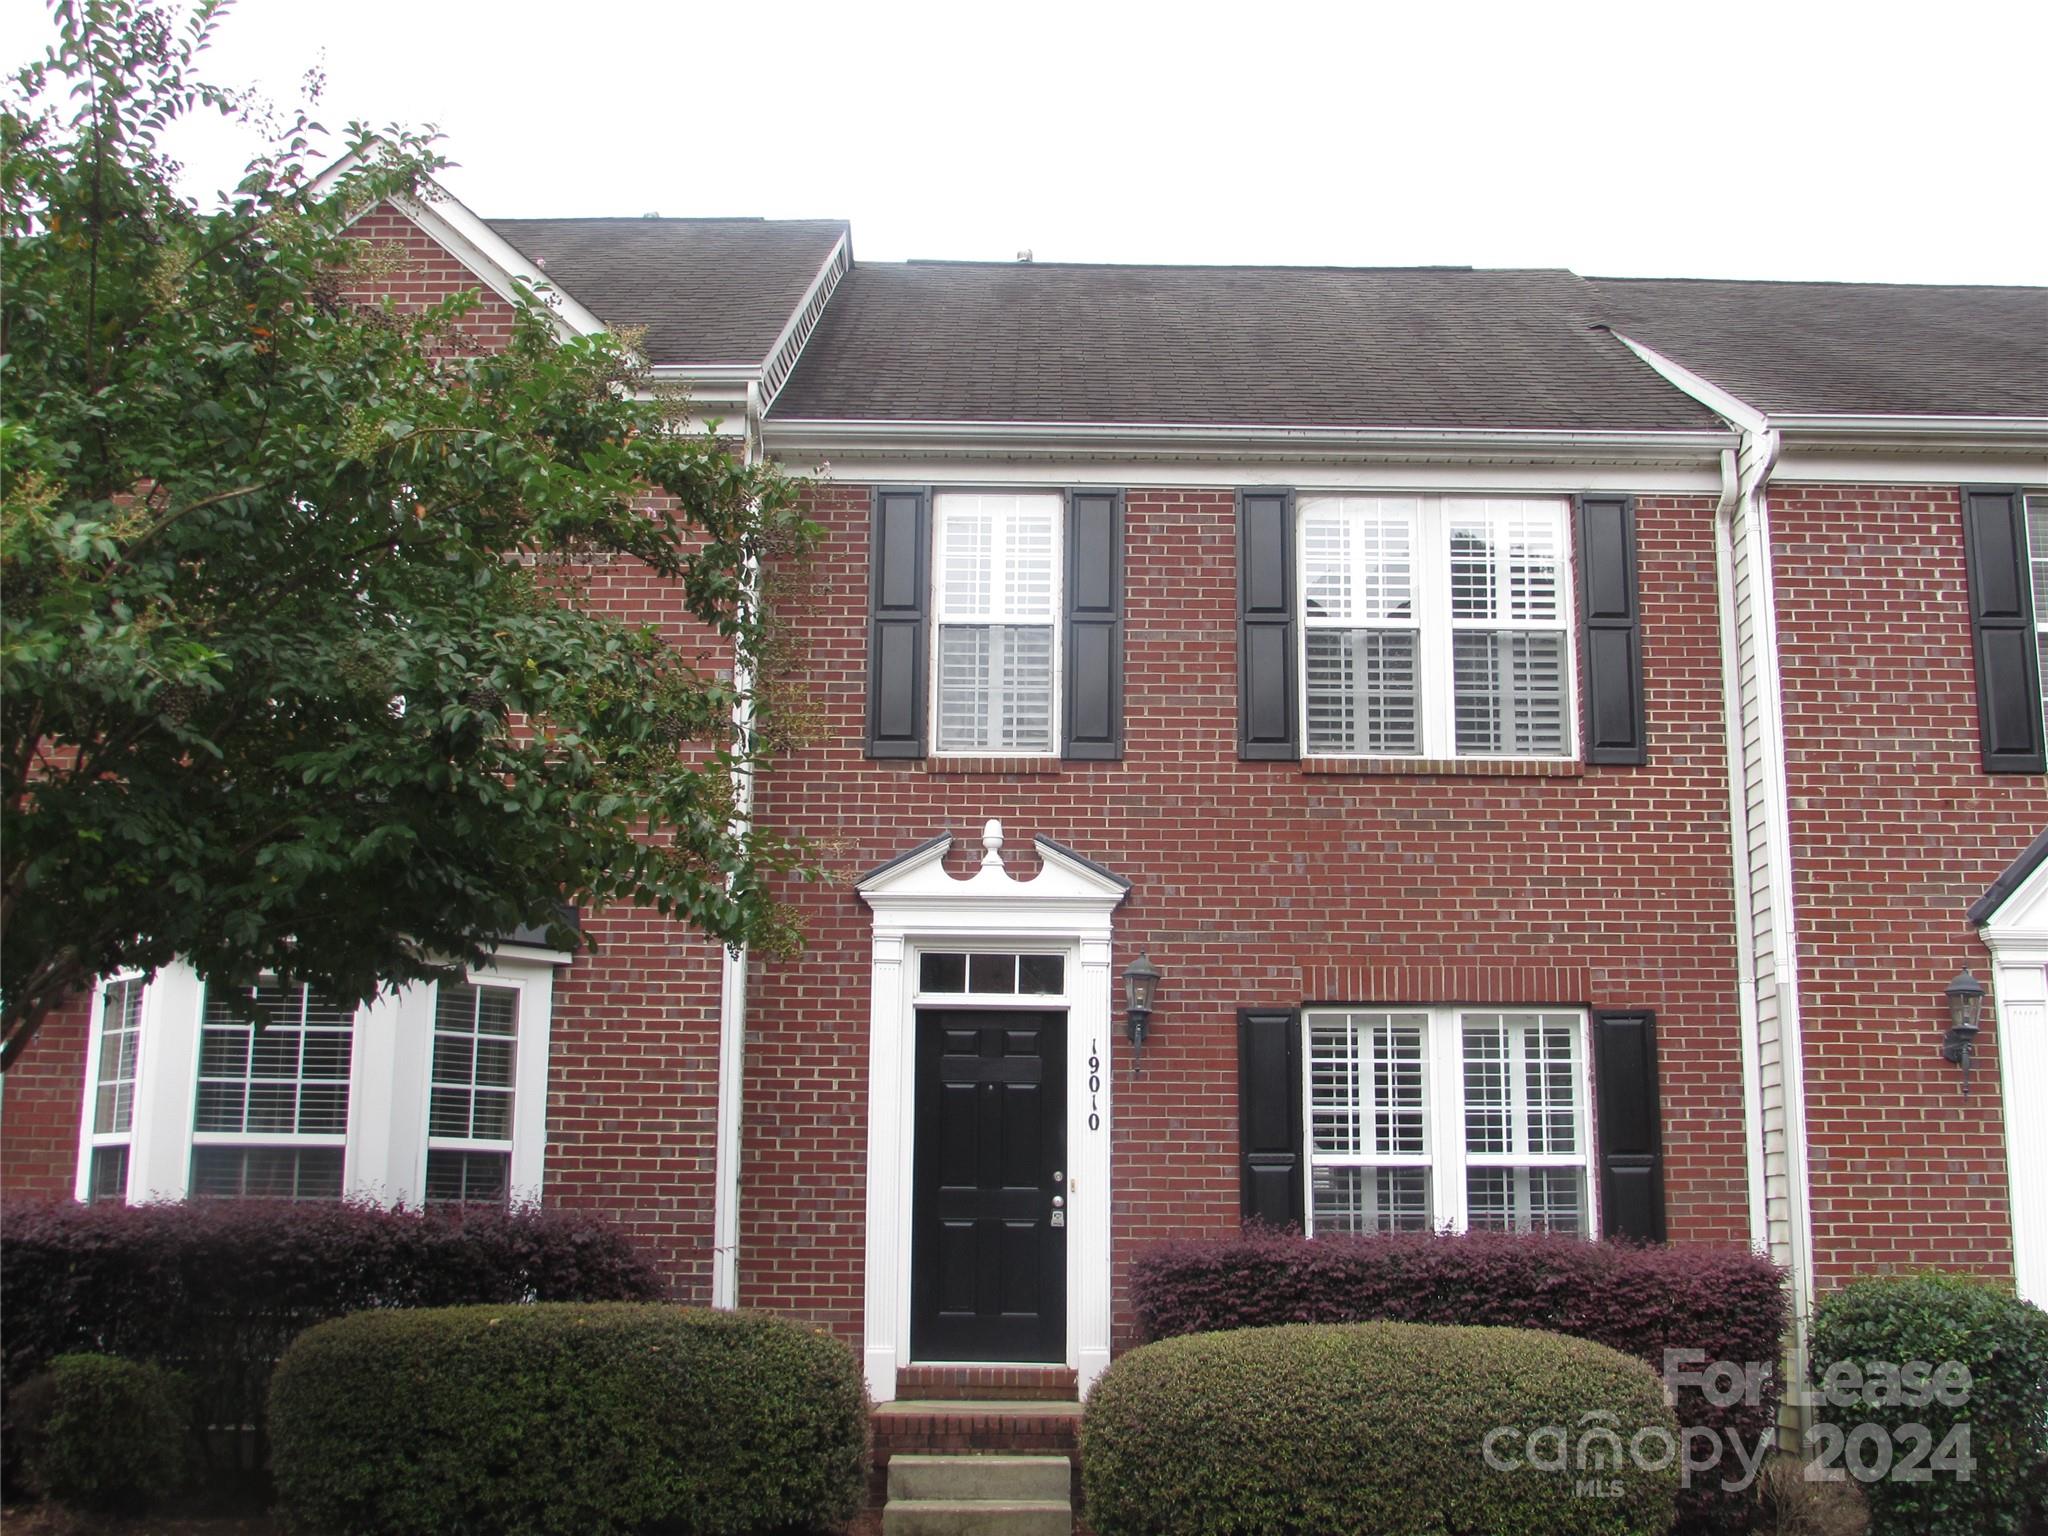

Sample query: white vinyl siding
[1305,1007,1592,1236]
[2028,495,2048,733]
[933,492,1060,753]
[1300,496,1574,759]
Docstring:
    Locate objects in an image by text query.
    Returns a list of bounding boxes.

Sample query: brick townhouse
[4,164,2043,1411]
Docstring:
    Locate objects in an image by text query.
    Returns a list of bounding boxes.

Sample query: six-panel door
[910,1009,1067,1362]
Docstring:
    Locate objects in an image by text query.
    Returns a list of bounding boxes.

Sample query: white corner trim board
[856,821,1129,1403]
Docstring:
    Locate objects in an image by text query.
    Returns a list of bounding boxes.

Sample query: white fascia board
[1610,333,1770,435]
[306,151,610,345]
[396,194,609,342]
[759,231,853,412]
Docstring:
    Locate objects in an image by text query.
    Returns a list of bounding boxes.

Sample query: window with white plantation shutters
[1460,1013,1587,1234]
[1304,1006,1592,1236]
[1307,1011,1432,1232]
[426,981,519,1205]
[933,492,1060,753]
[1298,496,1575,759]
[1302,500,1421,755]
[190,979,353,1200]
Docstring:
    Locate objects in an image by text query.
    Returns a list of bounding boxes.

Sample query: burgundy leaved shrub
[1,1199,662,1482]
[1131,1226,1786,1535]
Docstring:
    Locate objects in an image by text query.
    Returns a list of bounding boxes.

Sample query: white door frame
[1978,852,2048,1303]
[857,822,1128,1404]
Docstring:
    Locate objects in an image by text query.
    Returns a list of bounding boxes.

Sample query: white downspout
[709,382,767,1310]
[1613,330,1817,1423]
[1739,427,1821,1413]
[1712,447,1770,1255]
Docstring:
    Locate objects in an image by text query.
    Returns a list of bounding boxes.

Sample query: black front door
[911,1009,1066,1362]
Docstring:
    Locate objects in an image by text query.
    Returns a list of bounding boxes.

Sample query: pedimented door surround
[856,821,1128,1404]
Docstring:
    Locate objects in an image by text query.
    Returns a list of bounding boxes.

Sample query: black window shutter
[1237,489,1298,759]
[1576,494,1647,766]
[1063,489,1123,759]
[1962,486,2045,773]
[1238,1007,1304,1227]
[866,487,930,758]
[1592,1009,1666,1241]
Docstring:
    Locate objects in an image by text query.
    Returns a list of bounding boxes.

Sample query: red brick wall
[2,998,89,1198]
[744,484,1752,1347]
[0,206,733,1302]
[1770,482,2044,1287]
[337,202,523,351]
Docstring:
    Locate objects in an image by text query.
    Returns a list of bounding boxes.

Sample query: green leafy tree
[1,0,817,1067]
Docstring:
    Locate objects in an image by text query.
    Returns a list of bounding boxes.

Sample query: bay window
[73,950,559,1208]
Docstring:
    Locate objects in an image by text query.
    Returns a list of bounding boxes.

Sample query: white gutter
[1766,413,2048,441]
[763,418,1735,461]
[710,382,768,1310]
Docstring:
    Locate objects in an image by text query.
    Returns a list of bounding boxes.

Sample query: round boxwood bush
[269,1303,868,1536]
[1083,1321,1680,1536]
[1810,1273,2048,1536]
[16,1353,191,1513]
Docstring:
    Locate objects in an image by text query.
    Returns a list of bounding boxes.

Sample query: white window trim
[928,490,1064,758]
[1301,1005,1596,1236]
[73,951,559,1208]
[1297,494,1580,763]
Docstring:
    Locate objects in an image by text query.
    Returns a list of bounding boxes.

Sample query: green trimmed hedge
[269,1303,868,1536]
[1810,1273,2048,1536]
[17,1353,192,1513]
[1083,1321,1680,1536]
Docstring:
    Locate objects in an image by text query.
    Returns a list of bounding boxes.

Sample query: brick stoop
[895,1366,1080,1401]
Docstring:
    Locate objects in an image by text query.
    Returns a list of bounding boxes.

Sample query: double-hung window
[426,980,520,1204]
[82,977,145,1202]
[932,492,1060,754]
[190,980,355,1200]
[1304,1007,1592,1235]
[1300,496,1575,759]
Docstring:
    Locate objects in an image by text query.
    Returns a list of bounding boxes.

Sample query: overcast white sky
[11,0,2048,284]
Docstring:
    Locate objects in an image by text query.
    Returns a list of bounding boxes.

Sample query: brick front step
[895,1365,1080,1401]
[872,1400,1082,1456]
[867,1402,1084,1528]
[882,1497,1070,1536]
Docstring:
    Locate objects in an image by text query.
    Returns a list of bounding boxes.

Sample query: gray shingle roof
[1590,277,2048,418]
[766,262,1727,431]
[485,217,847,368]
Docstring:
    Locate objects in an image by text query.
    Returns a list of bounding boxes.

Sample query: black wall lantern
[1941,969,1986,1097]
[1123,951,1161,1074]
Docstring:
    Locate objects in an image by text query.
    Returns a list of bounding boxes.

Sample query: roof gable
[486,217,850,369]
